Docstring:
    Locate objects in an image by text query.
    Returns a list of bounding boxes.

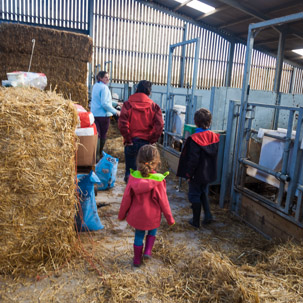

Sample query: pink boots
[133,245,143,267]
[143,235,156,258]
[133,235,156,266]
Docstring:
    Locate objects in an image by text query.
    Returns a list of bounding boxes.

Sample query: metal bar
[289,67,296,94]
[249,12,303,30]
[277,110,295,206]
[239,158,290,182]
[87,0,94,96]
[164,45,174,148]
[295,168,303,222]
[273,29,286,129]
[219,100,239,208]
[234,27,255,188]
[285,109,303,213]
[248,102,299,111]
[225,40,234,87]
[179,23,187,88]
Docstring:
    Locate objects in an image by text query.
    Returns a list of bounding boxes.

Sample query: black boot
[188,203,201,228]
[99,139,106,159]
[201,191,213,225]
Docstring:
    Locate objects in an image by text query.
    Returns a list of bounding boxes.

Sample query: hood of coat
[128,93,153,111]
[127,169,169,194]
[191,131,220,156]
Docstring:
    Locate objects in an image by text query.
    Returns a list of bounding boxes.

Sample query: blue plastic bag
[95,151,119,191]
[75,171,104,232]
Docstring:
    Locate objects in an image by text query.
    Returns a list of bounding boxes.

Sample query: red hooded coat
[118,170,175,230]
[118,93,164,144]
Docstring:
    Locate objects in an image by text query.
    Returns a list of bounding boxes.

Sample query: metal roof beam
[174,0,192,12]
[219,0,300,29]
[216,0,267,21]
[255,35,298,46]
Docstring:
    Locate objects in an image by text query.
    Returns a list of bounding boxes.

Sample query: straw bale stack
[0,23,92,108]
[0,87,79,276]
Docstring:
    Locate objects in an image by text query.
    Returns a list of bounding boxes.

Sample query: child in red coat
[118,144,175,267]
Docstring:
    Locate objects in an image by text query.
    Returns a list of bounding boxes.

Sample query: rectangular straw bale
[55,81,89,109]
[0,23,92,62]
[0,53,88,106]
[0,52,87,83]
[0,87,79,276]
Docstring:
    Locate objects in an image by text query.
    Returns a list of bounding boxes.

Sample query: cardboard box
[76,134,98,166]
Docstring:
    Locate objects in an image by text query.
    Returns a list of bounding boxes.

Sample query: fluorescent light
[293,49,303,56]
[187,0,215,13]
[175,0,188,3]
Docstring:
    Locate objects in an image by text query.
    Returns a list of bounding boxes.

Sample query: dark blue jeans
[188,181,212,220]
[124,138,149,180]
[134,228,157,246]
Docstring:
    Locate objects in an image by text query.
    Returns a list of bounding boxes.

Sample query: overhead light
[174,0,215,13]
[293,49,303,56]
[185,0,215,13]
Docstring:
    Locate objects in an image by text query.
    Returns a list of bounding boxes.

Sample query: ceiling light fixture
[174,0,215,13]
[293,49,303,56]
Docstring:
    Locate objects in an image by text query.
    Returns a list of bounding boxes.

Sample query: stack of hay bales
[0,87,78,276]
[0,23,92,109]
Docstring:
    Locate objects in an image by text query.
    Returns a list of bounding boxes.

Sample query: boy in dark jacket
[177,108,220,228]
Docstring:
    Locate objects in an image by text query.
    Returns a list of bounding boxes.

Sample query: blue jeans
[188,182,212,220]
[134,228,157,246]
[124,138,149,180]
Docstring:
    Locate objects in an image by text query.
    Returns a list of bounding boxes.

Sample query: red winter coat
[118,170,175,230]
[118,93,164,144]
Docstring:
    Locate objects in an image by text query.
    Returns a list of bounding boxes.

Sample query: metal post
[289,67,296,94]
[87,0,94,100]
[219,100,239,208]
[186,37,200,124]
[277,110,295,207]
[272,29,286,129]
[285,108,303,213]
[295,167,303,222]
[164,45,175,148]
[234,26,255,188]
[104,61,113,87]
[225,40,235,87]
[164,38,200,147]
[179,24,188,88]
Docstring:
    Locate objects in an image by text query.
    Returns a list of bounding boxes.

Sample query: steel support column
[273,29,286,129]
[225,40,235,87]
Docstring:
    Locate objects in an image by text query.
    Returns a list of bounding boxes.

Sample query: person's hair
[194,108,212,129]
[136,144,160,177]
[96,71,108,82]
[135,80,152,96]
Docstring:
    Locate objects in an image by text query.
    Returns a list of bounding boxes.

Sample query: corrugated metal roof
[144,0,303,68]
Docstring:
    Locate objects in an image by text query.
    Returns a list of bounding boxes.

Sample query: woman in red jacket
[118,80,164,183]
[118,145,175,267]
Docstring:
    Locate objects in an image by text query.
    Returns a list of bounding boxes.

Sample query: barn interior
[0,1,303,302]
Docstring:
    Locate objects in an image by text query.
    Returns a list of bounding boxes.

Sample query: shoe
[133,245,143,267]
[188,218,200,228]
[143,235,156,258]
[188,203,202,228]
[202,217,213,225]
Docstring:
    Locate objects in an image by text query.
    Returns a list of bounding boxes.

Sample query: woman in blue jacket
[91,71,120,159]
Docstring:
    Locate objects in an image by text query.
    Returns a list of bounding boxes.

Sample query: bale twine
[0,87,79,276]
